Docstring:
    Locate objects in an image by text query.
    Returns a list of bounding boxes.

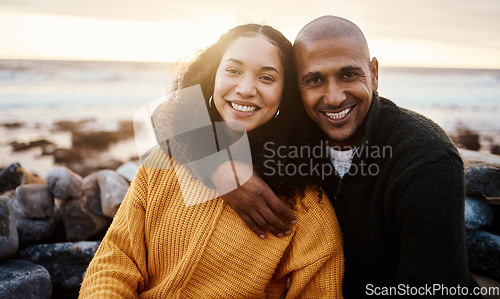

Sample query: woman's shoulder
[141,146,172,170]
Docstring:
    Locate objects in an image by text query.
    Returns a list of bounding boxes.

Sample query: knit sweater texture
[322,95,479,298]
[79,148,344,298]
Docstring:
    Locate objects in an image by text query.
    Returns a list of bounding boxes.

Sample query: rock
[68,158,123,178]
[0,163,22,193]
[97,170,129,218]
[465,196,494,230]
[465,166,500,198]
[491,144,500,156]
[53,119,94,132]
[1,122,23,129]
[452,127,481,151]
[459,149,500,169]
[471,273,500,299]
[17,218,55,247]
[2,190,24,219]
[41,143,57,156]
[16,241,100,295]
[52,148,83,164]
[0,195,19,260]
[0,259,52,299]
[72,130,119,150]
[16,167,45,185]
[45,166,84,200]
[116,161,139,181]
[466,229,500,281]
[10,139,53,152]
[59,173,110,241]
[15,184,54,218]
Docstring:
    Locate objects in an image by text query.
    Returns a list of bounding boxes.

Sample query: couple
[80,16,477,298]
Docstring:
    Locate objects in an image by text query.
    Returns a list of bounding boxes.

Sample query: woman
[79,24,343,298]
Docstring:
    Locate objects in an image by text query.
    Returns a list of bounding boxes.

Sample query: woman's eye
[259,75,274,82]
[226,68,241,75]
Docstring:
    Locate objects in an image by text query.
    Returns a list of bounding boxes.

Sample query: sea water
[0,59,499,174]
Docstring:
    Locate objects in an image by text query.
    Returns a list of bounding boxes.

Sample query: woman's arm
[268,189,344,298]
[79,166,150,298]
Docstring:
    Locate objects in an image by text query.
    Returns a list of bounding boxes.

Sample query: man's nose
[235,75,257,98]
[323,80,346,107]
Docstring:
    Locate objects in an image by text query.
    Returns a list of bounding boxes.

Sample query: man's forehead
[294,38,368,71]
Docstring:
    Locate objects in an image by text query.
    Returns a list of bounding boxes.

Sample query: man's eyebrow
[301,71,322,82]
[340,66,363,73]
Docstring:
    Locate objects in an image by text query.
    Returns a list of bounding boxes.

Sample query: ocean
[1,59,499,175]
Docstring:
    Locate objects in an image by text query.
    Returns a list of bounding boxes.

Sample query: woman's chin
[226,121,248,132]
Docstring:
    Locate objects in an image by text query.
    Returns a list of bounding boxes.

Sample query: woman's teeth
[325,107,352,119]
[231,102,257,112]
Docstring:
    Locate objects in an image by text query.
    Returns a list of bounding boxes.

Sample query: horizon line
[1,57,500,72]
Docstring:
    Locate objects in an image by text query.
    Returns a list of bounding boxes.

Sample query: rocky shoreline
[0,121,499,298]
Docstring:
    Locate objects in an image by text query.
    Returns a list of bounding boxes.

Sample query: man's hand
[210,161,296,238]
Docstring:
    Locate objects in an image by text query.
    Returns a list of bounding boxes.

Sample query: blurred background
[1,0,499,177]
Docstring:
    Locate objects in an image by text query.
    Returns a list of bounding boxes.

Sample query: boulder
[459,149,500,169]
[0,163,22,193]
[59,173,110,241]
[464,196,494,230]
[16,241,100,295]
[466,229,500,281]
[97,170,129,218]
[116,161,139,182]
[0,259,52,299]
[45,166,84,200]
[17,218,55,247]
[465,166,500,198]
[0,195,19,260]
[15,184,54,218]
[16,167,46,185]
[452,127,481,151]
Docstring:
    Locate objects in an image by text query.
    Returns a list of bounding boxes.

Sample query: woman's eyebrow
[224,58,279,73]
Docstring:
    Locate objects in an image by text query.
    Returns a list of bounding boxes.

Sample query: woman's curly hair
[171,24,326,207]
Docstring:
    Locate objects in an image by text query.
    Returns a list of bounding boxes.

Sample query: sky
[0,0,499,69]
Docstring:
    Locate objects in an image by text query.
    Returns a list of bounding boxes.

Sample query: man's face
[295,37,378,148]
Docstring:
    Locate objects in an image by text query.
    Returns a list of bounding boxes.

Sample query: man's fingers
[249,211,287,238]
[258,205,292,236]
[240,214,266,239]
[261,186,297,225]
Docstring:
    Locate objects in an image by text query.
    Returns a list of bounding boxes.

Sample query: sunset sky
[0,0,499,69]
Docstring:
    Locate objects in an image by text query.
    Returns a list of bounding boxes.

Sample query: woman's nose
[235,75,257,98]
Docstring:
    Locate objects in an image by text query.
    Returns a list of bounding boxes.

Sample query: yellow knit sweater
[79,148,344,298]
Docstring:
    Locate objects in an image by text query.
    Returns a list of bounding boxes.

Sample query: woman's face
[213,35,284,132]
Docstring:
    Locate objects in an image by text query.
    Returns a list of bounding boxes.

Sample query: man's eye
[342,72,357,79]
[306,77,323,86]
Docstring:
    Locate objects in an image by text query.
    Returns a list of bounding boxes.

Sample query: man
[220,16,479,297]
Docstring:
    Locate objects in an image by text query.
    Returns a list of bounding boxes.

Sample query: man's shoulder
[379,97,455,147]
[373,97,461,165]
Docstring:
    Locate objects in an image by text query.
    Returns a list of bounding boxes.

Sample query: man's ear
[370,57,379,92]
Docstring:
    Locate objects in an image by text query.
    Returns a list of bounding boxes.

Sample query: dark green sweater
[322,95,480,297]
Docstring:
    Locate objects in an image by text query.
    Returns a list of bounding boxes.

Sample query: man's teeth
[325,107,352,119]
[231,102,257,112]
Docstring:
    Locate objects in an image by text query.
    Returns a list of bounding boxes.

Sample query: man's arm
[210,161,296,238]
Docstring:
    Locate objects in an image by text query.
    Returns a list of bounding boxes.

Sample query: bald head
[294,15,370,59]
